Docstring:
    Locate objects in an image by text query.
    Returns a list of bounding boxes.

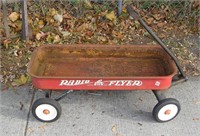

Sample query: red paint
[32,76,173,90]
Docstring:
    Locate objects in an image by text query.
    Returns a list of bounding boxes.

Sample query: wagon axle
[31,89,180,123]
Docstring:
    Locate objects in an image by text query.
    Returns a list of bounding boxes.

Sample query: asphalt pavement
[0,76,199,136]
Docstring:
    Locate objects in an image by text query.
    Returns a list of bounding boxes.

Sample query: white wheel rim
[158,104,178,121]
[35,104,58,121]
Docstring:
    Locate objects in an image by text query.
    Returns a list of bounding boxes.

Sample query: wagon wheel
[153,98,180,122]
[32,98,61,122]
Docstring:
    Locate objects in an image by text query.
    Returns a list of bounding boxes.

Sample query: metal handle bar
[126,5,187,81]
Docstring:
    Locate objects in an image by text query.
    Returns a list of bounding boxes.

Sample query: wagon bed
[28,45,177,90]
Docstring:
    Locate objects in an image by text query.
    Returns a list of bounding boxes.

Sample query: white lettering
[108,81,116,86]
[132,80,142,86]
[94,80,104,86]
[120,80,127,86]
[60,80,142,86]
[59,80,68,86]
[59,80,90,86]
[126,81,132,86]
[68,80,74,86]
[115,81,121,86]
[74,80,81,85]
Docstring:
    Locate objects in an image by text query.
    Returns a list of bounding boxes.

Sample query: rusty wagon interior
[28,45,176,78]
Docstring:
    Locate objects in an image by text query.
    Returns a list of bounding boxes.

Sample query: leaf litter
[0,2,199,89]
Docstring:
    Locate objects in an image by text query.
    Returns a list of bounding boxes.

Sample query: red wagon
[28,6,187,122]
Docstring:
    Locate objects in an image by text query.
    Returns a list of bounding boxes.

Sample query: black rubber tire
[153,98,181,123]
[32,98,61,122]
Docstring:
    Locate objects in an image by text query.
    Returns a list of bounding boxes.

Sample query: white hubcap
[35,104,57,121]
[158,104,178,121]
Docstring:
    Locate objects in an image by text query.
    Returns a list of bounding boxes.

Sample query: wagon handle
[126,5,188,82]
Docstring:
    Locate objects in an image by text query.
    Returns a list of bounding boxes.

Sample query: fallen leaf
[38,124,48,132]
[9,12,20,22]
[84,0,92,9]
[36,33,42,40]
[63,13,73,19]
[152,14,165,21]
[111,124,117,133]
[85,30,93,37]
[61,31,71,37]
[157,22,166,27]
[116,133,121,136]
[53,35,60,43]
[54,14,63,23]
[13,75,29,86]
[49,8,58,16]
[15,21,23,31]
[113,31,123,39]
[106,11,116,21]
[38,20,44,28]
[195,101,200,105]
[146,17,154,25]
[27,127,34,133]
[193,118,200,121]
[3,39,12,49]
[46,34,54,43]
[97,36,107,42]
[77,23,87,32]
[76,23,93,32]
[36,32,45,40]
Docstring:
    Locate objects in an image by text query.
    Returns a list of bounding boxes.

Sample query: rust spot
[43,109,50,115]
[28,45,176,78]
[164,110,171,115]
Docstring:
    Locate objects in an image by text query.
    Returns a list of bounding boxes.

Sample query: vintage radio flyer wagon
[28,6,187,122]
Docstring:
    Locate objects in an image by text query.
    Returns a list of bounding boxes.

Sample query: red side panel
[32,77,172,90]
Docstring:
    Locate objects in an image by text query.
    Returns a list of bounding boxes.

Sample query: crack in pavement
[23,89,36,136]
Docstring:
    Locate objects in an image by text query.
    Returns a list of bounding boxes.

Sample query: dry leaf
[9,12,20,22]
[116,133,121,136]
[77,23,87,32]
[63,13,73,19]
[15,21,22,31]
[85,30,93,37]
[152,14,165,21]
[27,127,34,133]
[53,35,60,43]
[195,101,200,105]
[193,118,200,121]
[36,33,42,40]
[84,0,92,8]
[36,32,45,40]
[113,31,123,39]
[146,17,154,25]
[3,39,11,49]
[54,14,63,23]
[38,20,44,28]
[61,31,71,37]
[157,22,166,28]
[106,11,116,21]
[49,8,58,16]
[13,75,29,86]
[97,36,107,42]
[111,124,117,133]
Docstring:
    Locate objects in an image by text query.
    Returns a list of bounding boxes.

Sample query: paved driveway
[0,77,199,136]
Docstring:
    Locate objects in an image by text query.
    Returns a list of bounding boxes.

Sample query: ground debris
[1,2,199,88]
